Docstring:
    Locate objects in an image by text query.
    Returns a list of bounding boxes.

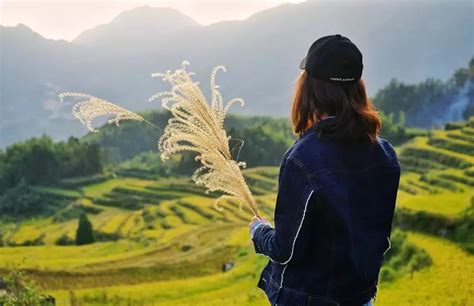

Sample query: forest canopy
[373,58,474,127]
[0,136,102,194]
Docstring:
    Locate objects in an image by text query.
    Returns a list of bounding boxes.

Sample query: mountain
[74,6,200,47]
[0,24,79,146]
[1,0,473,147]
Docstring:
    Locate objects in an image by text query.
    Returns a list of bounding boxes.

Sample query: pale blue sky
[0,0,306,41]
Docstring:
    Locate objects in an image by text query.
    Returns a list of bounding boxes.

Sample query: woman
[250,34,400,306]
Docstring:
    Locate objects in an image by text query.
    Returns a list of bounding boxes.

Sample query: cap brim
[299,57,306,69]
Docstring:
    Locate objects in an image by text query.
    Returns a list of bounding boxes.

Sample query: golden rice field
[1,122,473,305]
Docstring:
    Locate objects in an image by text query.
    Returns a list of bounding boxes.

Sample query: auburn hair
[291,71,381,143]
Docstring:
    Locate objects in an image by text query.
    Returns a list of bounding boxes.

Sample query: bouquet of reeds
[60,61,260,218]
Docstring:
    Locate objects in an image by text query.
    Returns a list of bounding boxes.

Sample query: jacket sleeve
[252,157,315,264]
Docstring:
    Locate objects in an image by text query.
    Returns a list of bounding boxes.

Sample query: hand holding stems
[249,216,272,239]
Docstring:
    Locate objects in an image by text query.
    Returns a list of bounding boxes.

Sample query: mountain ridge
[73,6,201,45]
[1,0,473,147]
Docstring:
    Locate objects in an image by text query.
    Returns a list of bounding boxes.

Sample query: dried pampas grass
[59,92,145,132]
[150,61,259,217]
[59,61,259,217]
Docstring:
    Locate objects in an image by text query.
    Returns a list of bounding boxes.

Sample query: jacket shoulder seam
[286,156,312,179]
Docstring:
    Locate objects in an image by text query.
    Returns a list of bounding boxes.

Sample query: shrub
[142,208,156,223]
[379,266,397,282]
[181,245,192,252]
[0,181,71,219]
[55,233,75,246]
[160,219,172,229]
[380,229,432,283]
[75,213,95,245]
[0,270,54,305]
[8,234,45,247]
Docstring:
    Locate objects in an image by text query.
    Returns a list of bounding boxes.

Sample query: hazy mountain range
[1,0,473,147]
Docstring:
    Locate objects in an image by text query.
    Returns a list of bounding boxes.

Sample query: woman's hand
[249,216,272,239]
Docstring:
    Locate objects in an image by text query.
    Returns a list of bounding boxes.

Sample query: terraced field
[1,120,473,305]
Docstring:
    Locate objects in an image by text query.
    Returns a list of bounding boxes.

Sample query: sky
[0,0,306,41]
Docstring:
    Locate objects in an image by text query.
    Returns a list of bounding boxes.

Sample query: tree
[75,213,95,245]
[373,59,473,127]
[0,135,103,194]
[0,180,42,217]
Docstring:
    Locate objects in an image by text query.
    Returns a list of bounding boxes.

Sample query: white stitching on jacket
[278,189,314,265]
[383,236,391,255]
[278,189,315,289]
[279,265,288,289]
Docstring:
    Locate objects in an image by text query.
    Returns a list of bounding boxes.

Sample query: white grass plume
[150,61,259,217]
[59,92,144,132]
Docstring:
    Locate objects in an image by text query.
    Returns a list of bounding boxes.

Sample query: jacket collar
[301,116,336,138]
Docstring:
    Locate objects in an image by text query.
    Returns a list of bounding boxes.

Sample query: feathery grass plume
[150,61,260,217]
[59,92,145,132]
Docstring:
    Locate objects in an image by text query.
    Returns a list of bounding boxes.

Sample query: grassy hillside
[1,120,473,305]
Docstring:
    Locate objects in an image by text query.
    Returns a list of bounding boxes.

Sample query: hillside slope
[1,120,473,305]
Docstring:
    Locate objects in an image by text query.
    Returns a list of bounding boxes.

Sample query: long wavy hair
[291,71,381,143]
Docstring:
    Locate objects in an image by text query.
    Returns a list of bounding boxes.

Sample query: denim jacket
[252,119,400,306]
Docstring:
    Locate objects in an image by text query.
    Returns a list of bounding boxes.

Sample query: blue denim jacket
[252,120,400,306]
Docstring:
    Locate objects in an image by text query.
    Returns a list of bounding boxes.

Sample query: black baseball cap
[299,34,363,83]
